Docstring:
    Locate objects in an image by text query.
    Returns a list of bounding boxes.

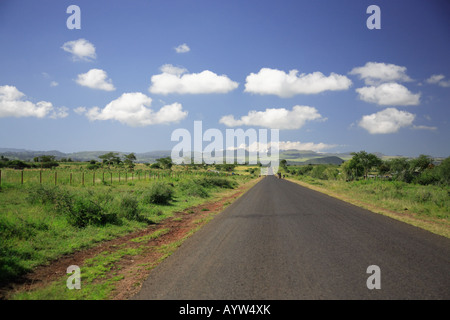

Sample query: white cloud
[62,38,96,61]
[426,74,450,87]
[76,69,116,91]
[412,125,437,131]
[358,108,415,134]
[160,64,187,76]
[356,83,420,106]
[74,106,87,115]
[50,81,59,87]
[149,64,239,95]
[232,140,336,153]
[244,68,352,97]
[278,141,337,152]
[85,92,187,127]
[50,107,69,119]
[175,43,190,53]
[349,62,412,85]
[219,105,324,130]
[0,85,66,119]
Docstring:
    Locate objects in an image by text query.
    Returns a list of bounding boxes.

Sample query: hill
[288,156,344,166]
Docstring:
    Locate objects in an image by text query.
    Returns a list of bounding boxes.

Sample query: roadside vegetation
[282,152,450,237]
[0,155,257,288]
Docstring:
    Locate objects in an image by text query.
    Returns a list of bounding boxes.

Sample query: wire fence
[0,168,232,187]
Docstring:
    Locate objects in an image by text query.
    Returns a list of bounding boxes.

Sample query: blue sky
[0,0,449,157]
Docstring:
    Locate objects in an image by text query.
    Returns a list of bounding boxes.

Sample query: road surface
[133,176,450,299]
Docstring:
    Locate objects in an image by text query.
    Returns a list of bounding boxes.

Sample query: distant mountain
[0,148,67,161]
[279,149,353,162]
[0,148,172,163]
[287,156,344,166]
[0,147,424,164]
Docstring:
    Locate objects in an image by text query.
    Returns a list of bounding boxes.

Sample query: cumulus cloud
[412,125,437,131]
[149,64,239,95]
[219,105,324,130]
[83,92,187,127]
[76,69,116,91]
[49,107,69,119]
[175,43,190,53]
[358,108,415,134]
[0,85,67,119]
[349,62,412,85]
[50,81,59,87]
[356,83,420,106]
[74,106,87,115]
[61,38,96,61]
[426,74,450,87]
[243,68,352,97]
[278,141,337,152]
[232,140,336,153]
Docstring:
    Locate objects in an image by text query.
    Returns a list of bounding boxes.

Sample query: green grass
[130,228,170,243]
[289,176,450,237]
[0,172,253,286]
[12,247,142,300]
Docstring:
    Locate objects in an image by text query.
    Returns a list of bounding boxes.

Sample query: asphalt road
[133,176,450,300]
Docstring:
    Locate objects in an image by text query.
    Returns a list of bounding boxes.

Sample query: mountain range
[0,148,411,165]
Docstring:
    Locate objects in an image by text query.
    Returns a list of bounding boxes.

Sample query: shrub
[27,186,118,228]
[142,182,174,205]
[178,180,209,198]
[65,196,112,228]
[27,185,72,208]
[194,176,236,189]
[119,194,142,221]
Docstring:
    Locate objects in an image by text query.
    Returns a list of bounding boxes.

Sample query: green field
[0,166,256,289]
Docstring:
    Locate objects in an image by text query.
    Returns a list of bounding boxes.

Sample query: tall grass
[0,174,246,284]
[292,176,449,220]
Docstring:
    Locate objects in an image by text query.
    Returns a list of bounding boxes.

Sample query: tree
[385,157,412,182]
[99,152,121,167]
[34,155,59,168]
[350,151,382,179]
[155,157,173,170]
[409,154,433,173]
[124,153,137,169]
[436,157,450,185]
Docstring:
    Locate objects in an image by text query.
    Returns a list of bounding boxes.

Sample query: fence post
[21,170,24,185]
[70,173,72,185]
[0,170,2,186]
[82,172,84,186]
[55,171,57,186]
[93,172,95,185]
[40,170,42,184]
[119,172,121,183]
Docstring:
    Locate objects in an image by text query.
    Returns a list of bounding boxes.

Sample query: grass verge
[3,176,261,300]
[287,176,450,238]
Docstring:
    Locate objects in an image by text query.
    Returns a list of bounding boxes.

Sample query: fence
[0,169,229,187]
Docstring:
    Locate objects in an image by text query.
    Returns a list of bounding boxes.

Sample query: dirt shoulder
[2,178,261,300]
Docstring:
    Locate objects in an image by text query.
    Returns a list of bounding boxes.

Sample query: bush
[27,185,72,208]
[119,194,142,221]
[26,186,118,228]
[178,180,209,198]
[65,197,105,228]
[414,169,439,186]
[194,176,236,189]
[142,182,174,205]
